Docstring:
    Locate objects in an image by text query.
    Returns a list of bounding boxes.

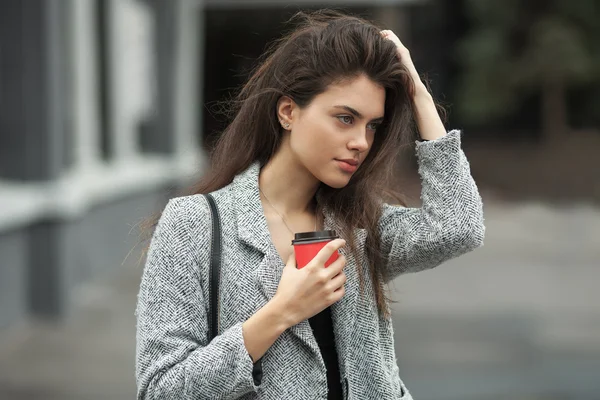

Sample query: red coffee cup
[292,230,340,269]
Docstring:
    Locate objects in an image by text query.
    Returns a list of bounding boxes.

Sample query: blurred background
[0,0,598,399]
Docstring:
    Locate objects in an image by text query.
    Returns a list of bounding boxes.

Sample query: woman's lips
[336,159,358,173]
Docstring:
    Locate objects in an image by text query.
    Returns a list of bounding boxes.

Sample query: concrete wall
[0,0,205,331]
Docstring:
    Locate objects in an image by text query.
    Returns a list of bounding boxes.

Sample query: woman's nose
[348,128,370,152]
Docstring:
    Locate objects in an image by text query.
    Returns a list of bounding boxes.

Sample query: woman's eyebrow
[333,105,384,122]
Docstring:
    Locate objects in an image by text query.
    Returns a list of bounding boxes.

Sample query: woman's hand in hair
[380,30,423,93]
[381,29,446,140]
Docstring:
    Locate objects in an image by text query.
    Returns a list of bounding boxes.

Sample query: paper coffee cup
[292,230,339,269]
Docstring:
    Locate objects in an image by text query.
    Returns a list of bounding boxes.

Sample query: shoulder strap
[203,193,222,342]
[204,194,264,380]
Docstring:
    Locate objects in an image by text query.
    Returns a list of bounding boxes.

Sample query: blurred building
[0,0,204,329]
[0,0,438,330]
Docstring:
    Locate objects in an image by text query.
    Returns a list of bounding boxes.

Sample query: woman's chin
[319,174,352,189]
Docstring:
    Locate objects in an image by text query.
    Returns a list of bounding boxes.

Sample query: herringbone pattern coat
[135,130,485,399]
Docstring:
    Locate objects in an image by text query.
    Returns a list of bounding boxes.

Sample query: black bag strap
[203,193,221,342]
[203,193,263,385]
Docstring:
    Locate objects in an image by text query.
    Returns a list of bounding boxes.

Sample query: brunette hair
[141,9,434,319]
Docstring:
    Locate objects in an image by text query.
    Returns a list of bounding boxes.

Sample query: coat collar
[232,161,271,255]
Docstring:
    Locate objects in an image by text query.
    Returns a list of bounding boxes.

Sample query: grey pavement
[0,267,140,400]
[391,202,600,400]
[1,201,599,399]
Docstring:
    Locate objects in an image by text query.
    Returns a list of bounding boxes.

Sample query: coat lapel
[231,162,320,358]
[232,162,270,255]
[322,206,360,377]
[231,161,359,370]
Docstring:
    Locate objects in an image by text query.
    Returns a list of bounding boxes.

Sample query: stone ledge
[0,153,204,233]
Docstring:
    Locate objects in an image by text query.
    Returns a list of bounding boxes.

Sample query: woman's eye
[337,115,353,125]
[367,122,380,131]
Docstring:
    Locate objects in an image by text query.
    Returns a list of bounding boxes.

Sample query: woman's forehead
[317,75,385,118]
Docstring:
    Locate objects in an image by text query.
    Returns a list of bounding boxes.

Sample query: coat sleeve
[378,130,485,283]
[135,197,262,400]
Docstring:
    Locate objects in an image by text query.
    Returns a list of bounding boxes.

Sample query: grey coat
[135,129,485,400]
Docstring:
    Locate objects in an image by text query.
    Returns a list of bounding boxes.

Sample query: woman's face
[287,74,385,189]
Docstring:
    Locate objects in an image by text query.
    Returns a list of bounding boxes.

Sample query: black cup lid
[292,230,338,244]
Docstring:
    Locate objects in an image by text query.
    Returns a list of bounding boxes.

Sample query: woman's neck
[258,143,320,217]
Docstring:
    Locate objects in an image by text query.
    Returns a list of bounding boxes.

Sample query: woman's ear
[276,96,295,129]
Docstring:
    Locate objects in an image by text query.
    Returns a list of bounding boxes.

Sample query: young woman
[136,10,485,400]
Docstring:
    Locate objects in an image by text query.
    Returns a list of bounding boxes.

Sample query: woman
[135,10,485,400]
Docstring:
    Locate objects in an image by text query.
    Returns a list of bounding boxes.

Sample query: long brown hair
[142,10,428,319]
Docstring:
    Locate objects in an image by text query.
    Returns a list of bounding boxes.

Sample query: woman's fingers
[380,29,419,83]
[380,30,409,55]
